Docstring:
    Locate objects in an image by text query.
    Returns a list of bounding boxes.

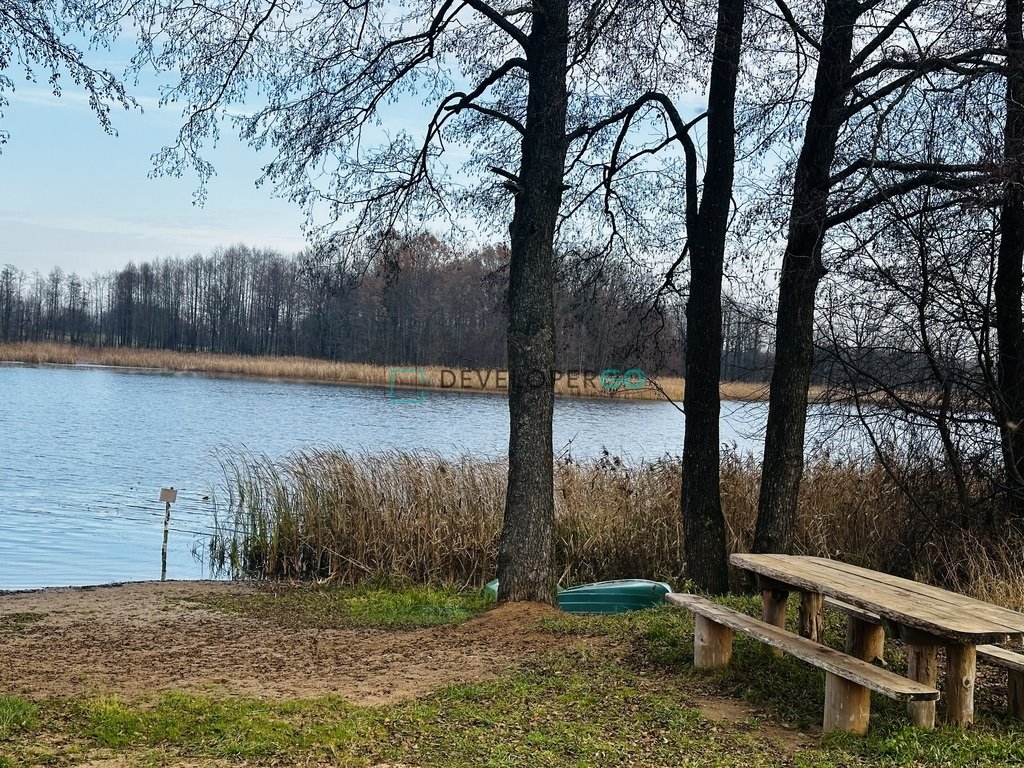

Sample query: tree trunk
[997,0,1024,521]
[754,0,857,554]
[497,0,569,605]
[681,0,745,595]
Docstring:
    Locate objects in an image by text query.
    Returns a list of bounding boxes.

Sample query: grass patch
[4,594,1024,766]
[69,693,348,759]
[135,693,308,758]
[0,612,46,634]
[826,716,1024,766]
[192,580,494,629]
[9,650,1024,767]
[2,657,799,767]
[0,696,37,741]
[77,696,142,748]
[373,649,780,768]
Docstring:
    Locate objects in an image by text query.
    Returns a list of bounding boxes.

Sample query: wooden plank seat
[825,597,1024,719]
[665,592,938,735]
[975,645,1024,719]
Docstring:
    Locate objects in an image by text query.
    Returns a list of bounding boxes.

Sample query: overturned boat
[484,578,672,614]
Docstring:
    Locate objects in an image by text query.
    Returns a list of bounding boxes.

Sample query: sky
[0,53,310,276]
[0,30,708,280]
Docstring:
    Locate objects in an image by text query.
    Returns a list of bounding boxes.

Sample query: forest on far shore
[0,235,772,380]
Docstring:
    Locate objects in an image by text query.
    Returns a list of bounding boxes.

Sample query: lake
[0,364,862,590]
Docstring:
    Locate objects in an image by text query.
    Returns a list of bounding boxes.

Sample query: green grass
[4,588,1024,766]
[7,645,1024,767]
[0,657,800,767]
[190,579,494,629]
[0,612,46,634]
[77,696,143,749]
[0,696,37,741]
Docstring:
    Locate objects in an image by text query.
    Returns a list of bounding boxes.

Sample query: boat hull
[483,578,672,614]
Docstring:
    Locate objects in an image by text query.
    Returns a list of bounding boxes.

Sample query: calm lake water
[0,364,861,590]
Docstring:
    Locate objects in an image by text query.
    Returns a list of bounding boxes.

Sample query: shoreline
[0,342,780,402]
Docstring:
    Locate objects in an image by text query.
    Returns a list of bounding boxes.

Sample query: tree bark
[754,0,858,554]
[997,0,1024,522]
[682,0,745,594]
[496,0,569,605]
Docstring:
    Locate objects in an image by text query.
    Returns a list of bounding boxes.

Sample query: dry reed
[0,341,789,402]
[210,449,1024,607]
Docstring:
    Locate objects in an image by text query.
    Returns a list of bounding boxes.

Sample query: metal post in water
[159,487,177,580]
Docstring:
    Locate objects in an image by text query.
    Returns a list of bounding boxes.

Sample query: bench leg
[945,643,976,726]
[1009,670,1024,719]
[799,592,824,643]
[906,643,938,728]
[846,617,884,664]
[694,615,734,669]
[824,672,871,735]
[761,588,789,657]
[761,588,789,629]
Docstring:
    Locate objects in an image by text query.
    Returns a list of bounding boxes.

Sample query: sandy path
[0,581,563,704]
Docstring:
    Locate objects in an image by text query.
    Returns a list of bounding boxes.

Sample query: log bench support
[800,592,825,643]
[977,644,1024,721]
[906,643,939,728]
[945,643,977,726]
[666,593,939,736]
[1011,669,1024,720]
[824,672,871,734]
[695,615,734,668]
[847,617,885,664]
[761,585,789,629]
[760,581,789,657]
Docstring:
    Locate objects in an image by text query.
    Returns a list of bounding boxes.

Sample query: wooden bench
[666,593,939,735]
[825,598,1024,719]
[733,554,1024,727]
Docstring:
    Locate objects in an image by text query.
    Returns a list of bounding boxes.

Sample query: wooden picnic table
[731,553,1024,727]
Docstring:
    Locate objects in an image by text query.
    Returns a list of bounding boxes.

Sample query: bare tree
[0,0,133,147]
[996,0,1024,519]
[680,0,746,594]
[750,0,996,553]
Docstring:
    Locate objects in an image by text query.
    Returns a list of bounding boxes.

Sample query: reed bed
[0,341,784,402]
[210,449,1024,608]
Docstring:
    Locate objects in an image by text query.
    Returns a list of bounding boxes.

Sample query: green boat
[484,578,672,614]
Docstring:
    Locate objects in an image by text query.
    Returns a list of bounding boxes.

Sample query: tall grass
[0,341,789,402]
[210,449,1024,607]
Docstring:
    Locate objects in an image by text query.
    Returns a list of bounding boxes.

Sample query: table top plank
[736,554,1023,635]
[731,554,1024,644]
[737,555,1000,636]
[801,558,1024,632]
[753,561,1007,630]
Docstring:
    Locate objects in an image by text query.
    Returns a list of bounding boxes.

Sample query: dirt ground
[0,580,826,767]
[0,581,566,705]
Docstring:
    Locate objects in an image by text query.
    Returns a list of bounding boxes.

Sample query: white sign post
[159,487,176,580]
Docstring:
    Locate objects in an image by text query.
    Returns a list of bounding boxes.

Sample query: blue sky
[1,64,309,276]
[1,31,707,279]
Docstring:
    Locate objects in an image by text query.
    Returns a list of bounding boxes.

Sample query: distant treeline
[0,234,773,378]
